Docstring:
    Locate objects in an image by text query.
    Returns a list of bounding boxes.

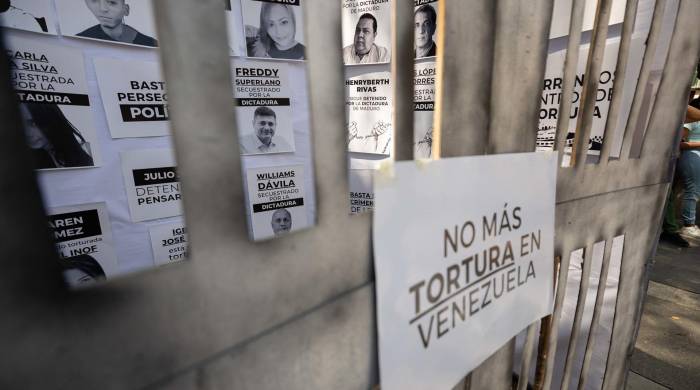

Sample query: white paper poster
[373,152,556,390]
[414,60,435,159]
[537,40,620,155]
[349,169,374,215]
[6,34,101,170]
[342,0,391,65]
[148,221,188,266]
[241,0,306,60]
[94,57,169,138]
[245,164,308,240]
[346,67,392,155]
[120,148,182,222]
[56,0,158,48]
[232,59,295,155]
[0,0,57,34]
[413,0,438,59]
[48,202,118,286]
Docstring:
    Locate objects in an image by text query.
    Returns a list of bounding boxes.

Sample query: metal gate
[0,0,698,389]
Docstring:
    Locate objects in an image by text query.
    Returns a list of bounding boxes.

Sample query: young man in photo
[78,0,157,47]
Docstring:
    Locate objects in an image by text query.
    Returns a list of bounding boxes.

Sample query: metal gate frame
[0,0,698,389]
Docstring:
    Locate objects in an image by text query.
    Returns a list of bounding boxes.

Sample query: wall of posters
[241,0,306,60]
[48,202,119,287]
[149,221,188,266]
[7,34,101,170]
[346,66,392,155]
[0,0,57,34]
[414,60,435,159]
[232,59,295,155]
[414,0,438,59]
[120,148,182,222]
[342,0,391,65]
[56,0,158,48]
[94,57,169,138]
[374,152,556,390]
[245,164,308,240]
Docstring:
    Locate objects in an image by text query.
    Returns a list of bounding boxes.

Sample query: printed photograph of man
[343,13,390,65]
[0,0,50,33]
[270,208,292,236]
[77,0,157,47]
[20,103,94,169]
[240,106,293,155]
[414,4,437,58]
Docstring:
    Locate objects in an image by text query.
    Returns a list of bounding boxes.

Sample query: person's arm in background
[680,126,700,150]
[686,105,700,123]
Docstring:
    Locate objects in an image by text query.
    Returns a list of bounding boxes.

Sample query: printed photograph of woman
[244,2,305,60]
[20,103,94,169]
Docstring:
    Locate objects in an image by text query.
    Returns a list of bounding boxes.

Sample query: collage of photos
[345,0,440,214]
[1,0,316,287]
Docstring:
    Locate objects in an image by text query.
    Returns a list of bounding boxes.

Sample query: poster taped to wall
[373,152,556,390]
[6,34,101,170]
[346,67,392,155]
[120,148,182,222]
[349,169,374,215]
[245,164,308,240]
[537,40,621,157]
[94,57,170,138]
[48,202,119,287]
[56,0,158,48]
[0,0,57,34]
[414,60,435,159]
[241,0,306,60]
[549,0,626,39]
[413,0,438,59]
[342,0,391,65]
[149,221,188,266]
[232,59,295,155]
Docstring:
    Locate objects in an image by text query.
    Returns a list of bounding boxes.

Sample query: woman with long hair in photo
[20,103,94,169]
[246,3,305,60]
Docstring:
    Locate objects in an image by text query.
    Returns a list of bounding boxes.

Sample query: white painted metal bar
[599,0,640,163]
[619,0,667,160]
[555,0,587,166]
[577,237,615,390]
[571,0,614,167]
[517,323,540,390]
[392,0,415,161]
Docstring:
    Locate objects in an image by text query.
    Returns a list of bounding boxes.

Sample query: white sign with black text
[48,202,118,287]
[94,57,169,138]
[245,164,308,240]
[149,221,188,266]
[120,148,182,222]
[232,59,295,155]
[6,34,101,170]
[373,152,556,390]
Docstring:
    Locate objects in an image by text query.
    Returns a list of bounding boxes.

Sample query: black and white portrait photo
[232,59,295,155]
[270,208,292,235]
[414,1,437,59]
[245,165,308,241]
[20,103,94,169]
[56,0,158,48]
[0,0,56,34]
[242,0,305,60]
[239,106,293,154]
[7,35,101,170]
[342,0,391,65]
